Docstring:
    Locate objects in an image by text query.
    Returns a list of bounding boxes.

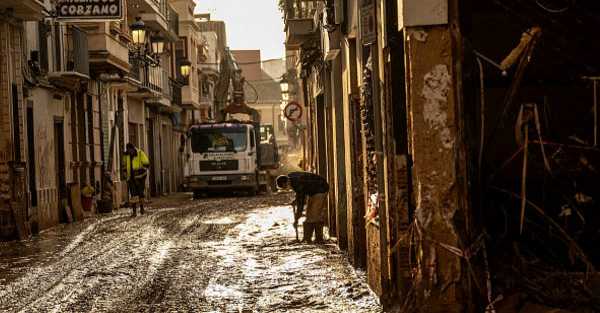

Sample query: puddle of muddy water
[0,194,381,313]
[201,205,382,312]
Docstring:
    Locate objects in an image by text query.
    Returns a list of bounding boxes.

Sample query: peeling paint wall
[30,88,66,230]
[0,21,27,238]
[422,64,454,150]
[405,25,468,313]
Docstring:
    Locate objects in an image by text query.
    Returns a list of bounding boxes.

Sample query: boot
[314,223,325,244]
[303,222,314,243]
[131,206,137,217]
[140,204,145,215]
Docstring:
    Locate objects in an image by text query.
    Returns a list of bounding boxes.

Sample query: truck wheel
[247,188,257,197]
[193,191,203,199]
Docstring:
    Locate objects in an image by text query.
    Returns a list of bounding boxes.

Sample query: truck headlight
[241,175,249,181]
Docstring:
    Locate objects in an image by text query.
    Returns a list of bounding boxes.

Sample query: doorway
[146,118,157,197]
[54,119,67,223]
[27,104,37,208]
[316,94,327,178]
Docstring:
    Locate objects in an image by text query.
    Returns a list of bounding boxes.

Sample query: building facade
[285,0,600,311]
[0,0,227,239]
[284,0,474,311]
[232,50,288,148]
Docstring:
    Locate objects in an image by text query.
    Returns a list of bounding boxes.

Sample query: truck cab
[183,122,262,196]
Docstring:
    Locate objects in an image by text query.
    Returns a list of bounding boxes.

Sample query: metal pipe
[582,76,600,146]
[473,50,507,76]
[594,80,597,146]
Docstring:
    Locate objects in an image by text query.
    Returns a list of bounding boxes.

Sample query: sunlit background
[194,0,286,60]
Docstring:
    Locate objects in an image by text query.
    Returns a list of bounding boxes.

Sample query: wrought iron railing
[54,25,89,75]
[159,0,168,20]
[128,55,172,100]
[129,55,142,82]
[161,69,172,100]
[284,0,318,21]
[171,79,182,106]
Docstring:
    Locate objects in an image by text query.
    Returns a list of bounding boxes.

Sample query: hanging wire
[200,55,296,66]
[535,0,571,13]
[244,80,260,104]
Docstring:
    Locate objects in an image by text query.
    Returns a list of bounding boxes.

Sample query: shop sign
[360,2,377,45]
[56,0,124,21]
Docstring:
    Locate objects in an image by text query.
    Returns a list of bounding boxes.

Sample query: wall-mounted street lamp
[280,76,289,95]
[130,17,147,46]
[151,35,165,55]
[130,17,162,67]
[179,59,192,83]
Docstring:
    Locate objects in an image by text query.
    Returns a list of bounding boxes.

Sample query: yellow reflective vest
[122,148,150,180]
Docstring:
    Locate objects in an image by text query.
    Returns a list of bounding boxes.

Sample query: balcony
[181,84,200,109]
[87,24,130,75]
[129,0,179,42]
[200,64,219,79]
[128,57,173,106]
[283,1,319,50]
[0,0,45,21]
[48,25,90,89]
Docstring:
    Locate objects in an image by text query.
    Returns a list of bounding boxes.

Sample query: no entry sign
[284,102,303,122]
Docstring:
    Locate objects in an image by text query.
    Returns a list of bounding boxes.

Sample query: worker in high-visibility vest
[122,143,150,217]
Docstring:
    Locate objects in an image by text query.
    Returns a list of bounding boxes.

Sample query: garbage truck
[182,48,279,197]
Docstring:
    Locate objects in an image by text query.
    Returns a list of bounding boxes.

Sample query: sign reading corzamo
[57,0,123,21]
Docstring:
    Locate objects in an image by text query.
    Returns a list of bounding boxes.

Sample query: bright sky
[194,0,286,61]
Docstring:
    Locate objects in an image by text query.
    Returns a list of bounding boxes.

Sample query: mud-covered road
[0,193,381,312]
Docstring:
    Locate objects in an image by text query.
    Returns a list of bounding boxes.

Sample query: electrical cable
[476,57,486,183]
[200,55,299,66]
[246,77,286,83]
[535,0,570,13]
[244,80,260,104]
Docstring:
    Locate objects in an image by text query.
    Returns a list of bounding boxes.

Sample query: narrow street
[0,193,381,312]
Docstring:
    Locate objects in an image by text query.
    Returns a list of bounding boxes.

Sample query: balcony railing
[129,55,143,82]
[54,25,90,76]
[283,0,318,21]
[159,0,168,18]
[129,55,172,100]
[172,80,182,106]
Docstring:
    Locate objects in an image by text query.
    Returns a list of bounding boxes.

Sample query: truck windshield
[191,128,247,153]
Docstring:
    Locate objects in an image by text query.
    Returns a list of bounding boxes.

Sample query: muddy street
[0,193,381,312]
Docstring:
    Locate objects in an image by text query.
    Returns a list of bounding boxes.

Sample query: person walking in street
[122,143,150,217]
[276,172,329,243]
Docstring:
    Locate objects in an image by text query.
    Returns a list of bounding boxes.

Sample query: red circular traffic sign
[284,102,303,122]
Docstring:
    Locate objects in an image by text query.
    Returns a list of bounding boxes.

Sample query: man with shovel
[122,143,150,217]
[276,172,329,243]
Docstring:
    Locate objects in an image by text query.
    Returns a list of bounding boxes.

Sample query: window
[191,127,248,153]
[202,80,210,96]
[176,37,188,59]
